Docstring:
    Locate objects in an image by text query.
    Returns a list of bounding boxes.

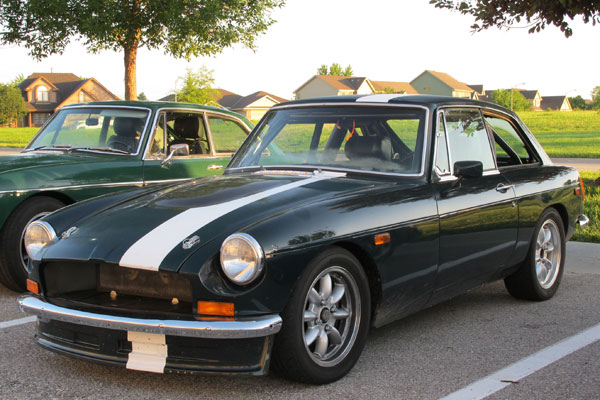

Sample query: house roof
[294,75,372,94]
[230,91,288,110]
[215,89,243,108]
[414,70,474,92]
[517,90,540,100]
[540,96,570,111]
[467,84,484,94]
[370,81,418,94]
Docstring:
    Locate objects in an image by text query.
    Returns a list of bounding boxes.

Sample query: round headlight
[24,221,57,261]
[220,233,264,285]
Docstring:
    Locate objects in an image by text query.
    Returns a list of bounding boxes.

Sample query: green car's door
[143,110,251,183]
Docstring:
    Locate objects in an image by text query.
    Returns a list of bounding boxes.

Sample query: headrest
[113,117,142,137]
[344,135,392,161]
[174,116,200,139]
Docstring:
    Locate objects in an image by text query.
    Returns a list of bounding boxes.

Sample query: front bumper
[18,295,282,375]
[577,214,590,229]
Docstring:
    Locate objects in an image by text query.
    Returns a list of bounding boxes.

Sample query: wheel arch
[329,240,381,324]
[1,191,75,233]
[549,203,568,232]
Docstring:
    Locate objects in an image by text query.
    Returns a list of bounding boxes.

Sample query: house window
[36,86,49,102]
[32,113,52,126]
[79,91,85,102]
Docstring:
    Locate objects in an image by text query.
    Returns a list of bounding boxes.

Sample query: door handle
[207,164,223,171]
[496,183,514,193]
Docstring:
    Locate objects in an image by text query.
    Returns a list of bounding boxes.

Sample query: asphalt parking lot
[1,242,598,400]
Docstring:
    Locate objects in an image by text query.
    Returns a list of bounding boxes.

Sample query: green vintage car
[0,101,253,291]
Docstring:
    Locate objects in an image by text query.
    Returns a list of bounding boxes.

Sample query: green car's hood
[41,170,404,270]
[0,151,133,191]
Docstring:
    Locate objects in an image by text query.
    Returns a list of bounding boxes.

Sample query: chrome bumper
[577,214,590,229]
[18,296,282,339]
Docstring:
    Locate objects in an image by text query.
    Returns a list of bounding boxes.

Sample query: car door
[142,110,250,183]
[430,108,518,303]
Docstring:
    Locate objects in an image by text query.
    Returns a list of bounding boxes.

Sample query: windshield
[26,108,150,154]
[229,106,427,174]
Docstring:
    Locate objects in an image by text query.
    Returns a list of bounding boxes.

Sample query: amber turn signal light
[575,176,586,200]
[197,301,234,317]
[26,279,39,294]
[374,233,391,246]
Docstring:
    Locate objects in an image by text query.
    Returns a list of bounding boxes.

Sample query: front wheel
[505,208,565,301]
[272,247,371,384]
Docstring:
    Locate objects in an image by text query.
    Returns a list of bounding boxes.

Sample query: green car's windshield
[26,108,150,154]
[229,106,427,174]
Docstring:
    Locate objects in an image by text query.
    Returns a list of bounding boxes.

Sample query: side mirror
[161,143,190,167]
[453,160,483,179]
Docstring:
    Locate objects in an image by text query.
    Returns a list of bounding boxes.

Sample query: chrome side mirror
[161,143,190,167]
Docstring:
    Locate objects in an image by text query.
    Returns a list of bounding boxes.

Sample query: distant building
[371,81,418,94]
[410,70,476,99]
[294,75,374,99]
[18,72,119,127]
[540,96,572,111]
[516,90,542,110]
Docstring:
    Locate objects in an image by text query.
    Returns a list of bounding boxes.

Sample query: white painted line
[440,322,600,400]
[0,316,36,329]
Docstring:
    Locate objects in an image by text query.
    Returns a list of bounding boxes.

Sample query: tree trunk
[124,46,137,100]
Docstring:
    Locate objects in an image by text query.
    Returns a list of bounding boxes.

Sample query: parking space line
[440,322,600,400]
[0,316,36,329]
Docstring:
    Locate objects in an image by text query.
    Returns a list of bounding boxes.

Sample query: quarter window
[208,117,248,154]
[435,112,450,175]
[444,109,495,171]
[484,114,537,167]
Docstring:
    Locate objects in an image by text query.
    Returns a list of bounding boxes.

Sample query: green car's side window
[208,117,249,155]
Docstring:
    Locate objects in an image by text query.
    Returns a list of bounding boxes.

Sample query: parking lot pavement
[1,242,599,399]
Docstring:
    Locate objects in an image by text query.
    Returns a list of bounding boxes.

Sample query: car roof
[275,94,515,116]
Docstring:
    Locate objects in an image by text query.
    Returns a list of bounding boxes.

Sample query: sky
[1,0,599,101]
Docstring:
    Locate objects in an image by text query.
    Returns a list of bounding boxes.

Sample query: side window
[444,109,495,171]
[435,112,450,175]
[166,112,208,156]
[208,117,249,154]
[484,114,537,167]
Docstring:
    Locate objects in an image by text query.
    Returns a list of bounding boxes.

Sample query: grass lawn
[0,127,39,147]
[571,170,600,243]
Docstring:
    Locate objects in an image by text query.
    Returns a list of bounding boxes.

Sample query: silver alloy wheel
[19,212,51,273]
[535,219,562,289]
[302,266,361,367]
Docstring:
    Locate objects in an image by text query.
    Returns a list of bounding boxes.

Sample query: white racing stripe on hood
[119,171,346,271]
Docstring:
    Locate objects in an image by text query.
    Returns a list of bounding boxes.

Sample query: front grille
[42,262,193,312]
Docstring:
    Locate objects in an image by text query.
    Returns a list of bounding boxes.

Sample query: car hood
[41,170,403,270]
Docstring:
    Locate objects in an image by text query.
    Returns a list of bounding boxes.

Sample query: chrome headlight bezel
[24,221,58,261]
[219,233,265,285]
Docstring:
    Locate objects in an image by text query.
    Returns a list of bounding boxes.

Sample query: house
[467,84,485,97]
[18,72,119,127]
[516,90,542,110]
[410,70,476,99]
[371,81,418,94]
[226,91,288,121]
[540,96,572,111]
[294,75,374,100]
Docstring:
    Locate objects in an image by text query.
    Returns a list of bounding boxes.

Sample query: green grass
[517,111,600,158]
[571,171,600,243]
[0,127,38,147]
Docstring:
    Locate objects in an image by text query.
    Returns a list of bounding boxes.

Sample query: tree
[9,74,24,88]
[569,95,589,110]
[0,0,284,100]
[591,86,600,110]
[317,63,354,76]
[176,67,220,106]
[429,0,600,37]
[137,92,147,101]
[0,84,27,125]
[491,89,532,111]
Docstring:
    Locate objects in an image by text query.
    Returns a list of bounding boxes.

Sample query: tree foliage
[9,74,25,88]
[591,86,600,110]
[137,92,147,101]
[0,84,27,125]
[176,67,220,106]
[569,95,589,110]
[0,0,284,100]
[317,63,353,76]
[429,0,600,37]
[491,89,532,111]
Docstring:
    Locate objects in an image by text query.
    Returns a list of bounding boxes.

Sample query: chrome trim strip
[227,164,422,178]
[577,214,590,228]
[18,296,282,339]
[0,181,145,195]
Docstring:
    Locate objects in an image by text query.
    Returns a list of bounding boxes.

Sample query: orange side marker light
[374,233,391,246]
[197,301,235,317]
[26,279,39,294]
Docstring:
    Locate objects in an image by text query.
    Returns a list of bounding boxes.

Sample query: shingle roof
[540,96,570,111]
[371,81,418,94]
[422,70,474,92]
[517,90,539,100]
[303,75,370,91]
[467,84,484,94]
[215,89,243,108]
[230,91,288,110]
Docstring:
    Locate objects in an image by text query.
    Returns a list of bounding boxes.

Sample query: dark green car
[0,101,252,291]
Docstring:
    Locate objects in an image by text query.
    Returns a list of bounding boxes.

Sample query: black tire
[0,196,65,292]
[271,247,371,384]
[504,208,565,301]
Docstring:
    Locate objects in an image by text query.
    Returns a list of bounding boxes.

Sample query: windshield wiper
[71,147,130,155]
[25,144,74,152]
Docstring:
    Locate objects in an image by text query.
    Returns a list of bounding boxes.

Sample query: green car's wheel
[272,247,371,384]
[0,196,65,292]
[505,208,565,301]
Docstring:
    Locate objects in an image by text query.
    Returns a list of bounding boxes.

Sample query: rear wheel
[505,208,565,301]
[0,197,65,291]
[272,247,371,384]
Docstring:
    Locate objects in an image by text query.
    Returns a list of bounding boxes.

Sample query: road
[1,242,598,399]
